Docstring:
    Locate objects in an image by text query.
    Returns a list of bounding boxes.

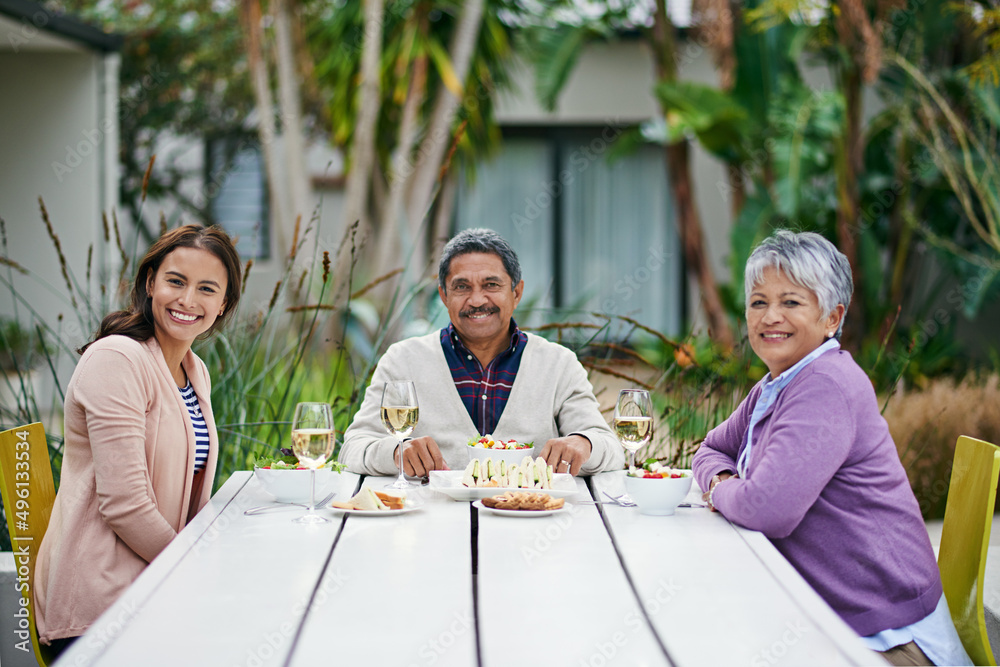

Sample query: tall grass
[197,214,430,479]
[883,373,1000,519]
[531,314,759,470]
[0,194,446,495]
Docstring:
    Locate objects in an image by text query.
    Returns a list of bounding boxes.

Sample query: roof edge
[0,0,123,52]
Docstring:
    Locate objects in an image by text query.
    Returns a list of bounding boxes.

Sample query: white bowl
[466,444,536,467]
[624,472,693,516]
[253,466,339,504]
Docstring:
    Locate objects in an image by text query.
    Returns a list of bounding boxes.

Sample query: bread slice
[352,487,386,511]
[535,456,551,489]
[330,488,401,511]
[374,491,405,510]
[462,459,477,487]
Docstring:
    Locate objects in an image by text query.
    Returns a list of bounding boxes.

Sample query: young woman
[35,225,241,653]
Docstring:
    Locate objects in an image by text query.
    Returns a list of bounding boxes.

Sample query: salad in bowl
[628,459,690,479]
[251,453,345,504]
[466,434,534,466]
[467,435,533,450]
[624,459,693,516]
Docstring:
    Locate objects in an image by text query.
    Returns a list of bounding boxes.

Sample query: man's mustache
[460,306,500,318]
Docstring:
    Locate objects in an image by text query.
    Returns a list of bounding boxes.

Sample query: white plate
[429,470,577,501]
[327,504,422,517]
[473,500,571,518]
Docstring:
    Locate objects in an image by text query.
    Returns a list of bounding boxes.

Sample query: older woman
[692,230,969,666]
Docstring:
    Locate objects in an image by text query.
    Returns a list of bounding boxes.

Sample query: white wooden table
[55,471,882,667]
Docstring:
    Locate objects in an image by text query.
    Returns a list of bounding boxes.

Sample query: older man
[340,228,624,477]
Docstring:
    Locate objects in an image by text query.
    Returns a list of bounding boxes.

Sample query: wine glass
[290,402,335,524]
[614,388,653,480]
[381,381,419,490]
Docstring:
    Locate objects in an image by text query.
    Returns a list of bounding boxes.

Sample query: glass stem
[396,437,406,483]
[307,468,316,513]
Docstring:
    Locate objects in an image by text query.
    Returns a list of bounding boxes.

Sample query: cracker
[481,491,562,512]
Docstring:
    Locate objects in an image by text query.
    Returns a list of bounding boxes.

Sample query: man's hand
[394,436,449,477]
[540,435,592,476]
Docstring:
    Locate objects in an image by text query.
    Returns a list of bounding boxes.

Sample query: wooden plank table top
[56,471,880,667]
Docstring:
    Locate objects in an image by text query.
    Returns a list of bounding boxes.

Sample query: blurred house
[199,34,729,339]
[0,0,122,340]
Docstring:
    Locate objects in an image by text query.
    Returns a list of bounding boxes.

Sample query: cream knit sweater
[340,331,624,475]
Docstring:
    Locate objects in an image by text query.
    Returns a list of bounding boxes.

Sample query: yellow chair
[0,422,56,667]
[939,435,1000,666]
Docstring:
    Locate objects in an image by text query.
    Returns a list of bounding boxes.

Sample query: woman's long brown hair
[79,225,242,354]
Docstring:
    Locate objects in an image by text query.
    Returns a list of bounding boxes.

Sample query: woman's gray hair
[438,228,522,292]
[744,230,853,338]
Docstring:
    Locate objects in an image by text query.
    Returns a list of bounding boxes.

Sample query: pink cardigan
[35,335,218,642]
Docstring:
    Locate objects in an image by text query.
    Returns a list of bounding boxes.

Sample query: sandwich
[330,487,404,511]
[461,457,554,489]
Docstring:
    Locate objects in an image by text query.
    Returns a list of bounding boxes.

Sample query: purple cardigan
[692,349,941,636]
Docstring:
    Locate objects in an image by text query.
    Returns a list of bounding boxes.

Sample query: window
[454,129,681,336]
[206,137,269,259]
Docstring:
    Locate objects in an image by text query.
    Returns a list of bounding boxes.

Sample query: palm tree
[305,0,515,307]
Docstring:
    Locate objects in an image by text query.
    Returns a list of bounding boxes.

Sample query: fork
[244,491,337,516]
[602,491,637,508]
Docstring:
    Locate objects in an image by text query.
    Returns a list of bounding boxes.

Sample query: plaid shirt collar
[440,320,528,436]
[444,321,523,361]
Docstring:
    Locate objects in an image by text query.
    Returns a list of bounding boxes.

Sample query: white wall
[0,49,119,354]
[496,40,661,124]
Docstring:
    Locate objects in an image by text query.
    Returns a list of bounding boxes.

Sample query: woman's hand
[703,471,738,512]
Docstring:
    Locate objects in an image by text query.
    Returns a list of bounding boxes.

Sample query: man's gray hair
[744,230,853,338]
[438,228,522,292]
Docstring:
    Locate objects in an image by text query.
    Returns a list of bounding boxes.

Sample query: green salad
[250,453,346,471]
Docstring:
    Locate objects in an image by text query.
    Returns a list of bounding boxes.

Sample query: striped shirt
[179,382,210,473]
[440,322,528,436]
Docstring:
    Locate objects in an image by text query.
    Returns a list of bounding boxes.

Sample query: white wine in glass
[291,402,335,524]
[613,389,653,474]
[380,406,419,436]
[381,381,419,490]
[291,428,335,469]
